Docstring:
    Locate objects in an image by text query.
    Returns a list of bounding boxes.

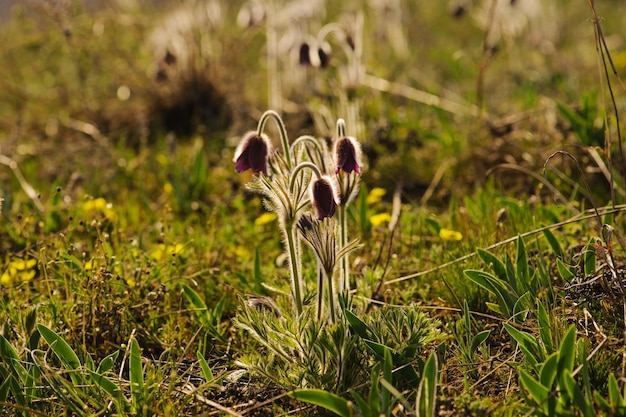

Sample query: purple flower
[310,176,339,220]
[334,136,361,174]
[299,43,312,66]
[233,132,273,175]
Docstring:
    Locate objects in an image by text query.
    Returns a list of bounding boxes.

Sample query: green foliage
[182,284,227,344]
[556,92,605,147]
[516,326,596,417]
[595,373,626,414]
[345,305,442,385]
[289,389,354,417]
[453,300,491,374]
[416,352,439,417]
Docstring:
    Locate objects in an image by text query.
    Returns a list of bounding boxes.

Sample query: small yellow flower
[1,258,37,286]
[369,213,392,227]
[151,243,185,261]
[366,187,387,205]
[0,272,11,286]
[126,277,136,288]
[254,212,277,226]
[82,197,117,221]
[84,259,96,270]
[163,182,173,195]
[439,228,463,242]
[235,245,251,259]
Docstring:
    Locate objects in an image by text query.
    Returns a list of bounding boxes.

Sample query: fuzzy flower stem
[284,221,303,316]
[290,135,320,151]
[289,162,322,194]
[257,110,292,168]
[338,203,350,293]
[291,135,330,175]
[325,266,337,323]
[317,23,345,44]
[316,259,324,321]
[336,118,347,138]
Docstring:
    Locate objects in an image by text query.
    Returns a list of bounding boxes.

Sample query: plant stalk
[284,222,303,315]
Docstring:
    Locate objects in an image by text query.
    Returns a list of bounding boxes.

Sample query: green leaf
[349,389,371,417]
[37,324,83,385]
[464,269,515,318]
[0,370,11,402]
[88,369,125,404]
[519,369,550,404]
[608,373,620,406]
[382,347,393,413]
[542,229,564,259]
[539,353,558,388]
[198,351,218,385]
[24,307,37,335]
[129,336,143,408]
[416,352,438,417]
[556,258,576,282]
[364,339,392,358]
[85,352,95,372]
[424,217,441,234]
[477,248,507,282]
[560,370,594,417]
[182,284,208,311]
[537,300,554,354]
[515,236,529,289]
[97,350,119,374]
[470,330,491,354]
[583,243,596,277]
[0,333,21,363]
[557,326,576,375]
[368,363,381,415]
[344,309,372,340]
[512,292,531,323]
[289,389,352,417]
[503,323,541,367]
[504,255,517,293]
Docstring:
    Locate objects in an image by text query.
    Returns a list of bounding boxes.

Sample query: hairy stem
[284,222,303,315]
[257,110,292,169]
[338,204,350,294]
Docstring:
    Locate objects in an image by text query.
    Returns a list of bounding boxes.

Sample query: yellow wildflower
[1,259,37,286]
[84,259,96,270]
[370,213,392,227]
[235,245,251,259]
[82,197,117,221]
[366,187,387,205]
[151,243,185,261]
[439,228,463,242]
[254,212,277,226]
[163,182,174,195]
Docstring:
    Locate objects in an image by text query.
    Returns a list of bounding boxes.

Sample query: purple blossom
[233,132,273,175]
[334,136,361,174]
[310,177,339,220]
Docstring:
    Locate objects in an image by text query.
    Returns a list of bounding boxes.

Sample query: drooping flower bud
[299,42,312,66]
[310,176,339,220]
[233,131,273,175]
[334,136,361,174]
